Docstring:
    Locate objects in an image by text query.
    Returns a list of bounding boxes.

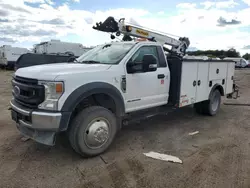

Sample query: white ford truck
[10,17,238,157]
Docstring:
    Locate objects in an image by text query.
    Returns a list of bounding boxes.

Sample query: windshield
[76,43,135,64]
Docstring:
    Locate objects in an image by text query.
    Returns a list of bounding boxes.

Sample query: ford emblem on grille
[14,86,21,96]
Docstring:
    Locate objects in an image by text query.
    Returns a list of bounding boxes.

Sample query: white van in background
[224,57,248,68]
[33,39,93,57]
[0,45,30,68]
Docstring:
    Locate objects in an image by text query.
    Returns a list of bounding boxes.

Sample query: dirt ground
[0,69,250,188]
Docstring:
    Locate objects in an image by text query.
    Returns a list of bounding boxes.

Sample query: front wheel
[68,106,118,157]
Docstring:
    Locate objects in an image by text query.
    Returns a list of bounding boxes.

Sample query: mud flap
[227,83,239,99]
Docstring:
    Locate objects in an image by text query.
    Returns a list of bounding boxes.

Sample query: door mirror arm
[127,61,143,73]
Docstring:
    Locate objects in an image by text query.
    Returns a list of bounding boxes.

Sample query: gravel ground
[0,69,250,188]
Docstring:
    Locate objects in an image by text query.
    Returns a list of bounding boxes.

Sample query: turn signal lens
[56,83,63,93]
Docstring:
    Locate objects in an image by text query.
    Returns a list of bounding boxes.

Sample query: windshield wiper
[81,60,101,64]
[72,59,79,63]
[102,44,111,49]
[66,57,77,63]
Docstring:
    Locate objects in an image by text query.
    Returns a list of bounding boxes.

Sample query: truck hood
[15,63,112,80]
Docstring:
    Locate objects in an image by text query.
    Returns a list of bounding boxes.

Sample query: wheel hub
[84,119,110,149]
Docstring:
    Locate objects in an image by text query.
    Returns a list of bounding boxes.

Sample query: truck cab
[10,41,171,154]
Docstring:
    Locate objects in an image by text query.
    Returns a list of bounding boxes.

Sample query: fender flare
[61,82,125,117]
[209,83,225,99]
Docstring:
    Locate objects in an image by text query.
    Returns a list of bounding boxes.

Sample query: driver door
[124,45,169,113]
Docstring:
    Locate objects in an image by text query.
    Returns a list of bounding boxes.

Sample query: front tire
[68,106,118,157]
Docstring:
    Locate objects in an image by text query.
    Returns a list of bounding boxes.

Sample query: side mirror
[142,54,157,72]
[126,54,158,73]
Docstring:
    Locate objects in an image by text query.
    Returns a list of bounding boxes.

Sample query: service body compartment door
[209,62,227,80]
[179,61,198,107]
[225,62,235,94]
[196,62,209,103]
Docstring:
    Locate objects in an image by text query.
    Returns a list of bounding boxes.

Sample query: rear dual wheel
[195,89,221,116]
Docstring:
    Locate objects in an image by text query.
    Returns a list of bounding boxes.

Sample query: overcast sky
[0,0,249,55]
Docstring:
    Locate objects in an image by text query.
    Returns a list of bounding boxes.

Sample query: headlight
[38,81,64,111]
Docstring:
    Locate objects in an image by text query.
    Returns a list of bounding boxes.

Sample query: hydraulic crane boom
[93,16,190,57]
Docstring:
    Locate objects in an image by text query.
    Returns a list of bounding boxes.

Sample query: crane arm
[93,16,190,57]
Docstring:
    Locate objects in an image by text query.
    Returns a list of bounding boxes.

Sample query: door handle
[198,80,201,86]
[158,74,165,79]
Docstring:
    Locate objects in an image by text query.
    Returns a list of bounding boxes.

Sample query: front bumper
[10,99,70,146]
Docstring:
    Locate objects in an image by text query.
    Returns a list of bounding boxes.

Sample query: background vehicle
[224,57,248,68]
[246,60,250,68]
[33,39,93,56]
[0,45,30,69]
[10,17,238,157]
[14,53,76,70]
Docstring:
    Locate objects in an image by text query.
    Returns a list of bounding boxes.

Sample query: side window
[130,46,159,66]
[156,46,167,67]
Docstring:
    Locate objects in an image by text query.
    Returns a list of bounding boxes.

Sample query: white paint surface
[188,131,199,136]
[143,151,183,164]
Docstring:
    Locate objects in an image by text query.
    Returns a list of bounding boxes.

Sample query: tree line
[243,53,250,60]
[187,48,249,60]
